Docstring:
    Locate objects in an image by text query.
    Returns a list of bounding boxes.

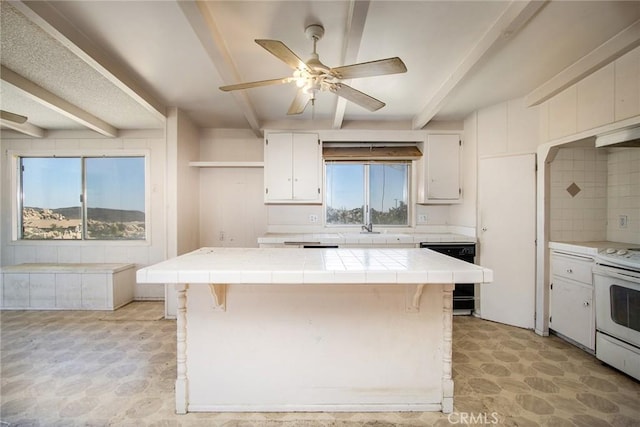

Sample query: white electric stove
[593,247,640,380]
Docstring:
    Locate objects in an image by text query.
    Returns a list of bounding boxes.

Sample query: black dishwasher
[419,243,476,315]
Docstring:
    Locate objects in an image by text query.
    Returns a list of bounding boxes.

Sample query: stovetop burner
[597,248,640,271]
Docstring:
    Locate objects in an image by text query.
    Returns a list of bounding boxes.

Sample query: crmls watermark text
[447,412,500,425]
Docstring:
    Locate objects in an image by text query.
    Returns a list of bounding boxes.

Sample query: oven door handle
[594,265,640,284]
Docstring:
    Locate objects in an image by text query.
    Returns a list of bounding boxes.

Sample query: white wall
[0,130,167,300]
[198,129,267,248]
[166,108,201,257]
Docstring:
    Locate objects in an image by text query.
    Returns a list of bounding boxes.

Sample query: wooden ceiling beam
[180,1,262,137]
[0,118,46,138]
[1,66,118,137]
[332,0,370,129]
[412,0,548,129]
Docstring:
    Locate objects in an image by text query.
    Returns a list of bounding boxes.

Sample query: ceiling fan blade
[255,40,310,72]
[0,110,28,124]
[330,57,407,79]
[220,77,293,92]
[287,89,312,115]
[329,83,385,112]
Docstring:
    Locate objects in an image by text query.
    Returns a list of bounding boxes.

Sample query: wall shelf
[189,161,264,168]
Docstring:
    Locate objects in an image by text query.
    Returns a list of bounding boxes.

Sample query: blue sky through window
[21,157,145,212]
[326,163,364,210]
[22,158,81,209]
[86,157,145,212]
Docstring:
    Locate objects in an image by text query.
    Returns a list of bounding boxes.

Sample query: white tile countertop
[258,232,476,245]
[136,247,492,285]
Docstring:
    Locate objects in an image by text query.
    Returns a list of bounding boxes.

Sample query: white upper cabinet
[548,86,577,140]
[418,134,461,204]
[577,63,614,132]
[615,47,640,121]
[264,132,322,204]
[541,45,640,143]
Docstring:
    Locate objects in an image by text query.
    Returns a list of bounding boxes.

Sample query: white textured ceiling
[0,1,164,131]
[1,0,639,137]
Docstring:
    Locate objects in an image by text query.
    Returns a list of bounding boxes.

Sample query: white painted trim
[187,403,443,413]
[188,161,264,168]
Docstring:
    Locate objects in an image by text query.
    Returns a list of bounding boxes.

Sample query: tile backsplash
[550,147,608,242]
[607,148,640,244]
[550,147,640,244]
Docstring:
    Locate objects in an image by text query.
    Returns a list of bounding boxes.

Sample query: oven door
[594,265,640,348]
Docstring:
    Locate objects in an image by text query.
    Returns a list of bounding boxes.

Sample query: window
[19,156,146,240]
[326,161,409,226]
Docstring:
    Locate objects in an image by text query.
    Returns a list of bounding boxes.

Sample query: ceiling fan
[219,24,407,115]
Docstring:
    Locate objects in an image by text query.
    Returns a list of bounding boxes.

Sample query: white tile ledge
[1,263,135,274]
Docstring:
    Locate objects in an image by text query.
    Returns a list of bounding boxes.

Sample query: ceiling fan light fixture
[219,23,407,114]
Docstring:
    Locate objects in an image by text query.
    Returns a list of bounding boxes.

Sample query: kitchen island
[136,247,492,414]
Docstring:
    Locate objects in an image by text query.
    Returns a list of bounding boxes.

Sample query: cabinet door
[265,133,294,201]
[615,46,640,121]
[577,63,614,132]
[426,134,460,201]
[550,276,594,350]
[292,133,321,201]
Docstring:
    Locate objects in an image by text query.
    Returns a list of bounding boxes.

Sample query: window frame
[9,150,151,244]
[324,160,411,228]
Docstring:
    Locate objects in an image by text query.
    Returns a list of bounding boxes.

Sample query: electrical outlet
[619,215,628,229]
[309,214,319,223]
[418,214,428,223]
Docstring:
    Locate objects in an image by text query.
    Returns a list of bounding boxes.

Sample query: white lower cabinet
[549,251,595,351]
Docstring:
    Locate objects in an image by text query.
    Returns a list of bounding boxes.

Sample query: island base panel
[182,284,452,412]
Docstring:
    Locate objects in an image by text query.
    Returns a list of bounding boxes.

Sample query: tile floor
[1,302,639,426]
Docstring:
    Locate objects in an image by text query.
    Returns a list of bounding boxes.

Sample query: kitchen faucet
[361,222,373,233]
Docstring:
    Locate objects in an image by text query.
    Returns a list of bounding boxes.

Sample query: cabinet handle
[566,268,573,274]
[583,301,590,307]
